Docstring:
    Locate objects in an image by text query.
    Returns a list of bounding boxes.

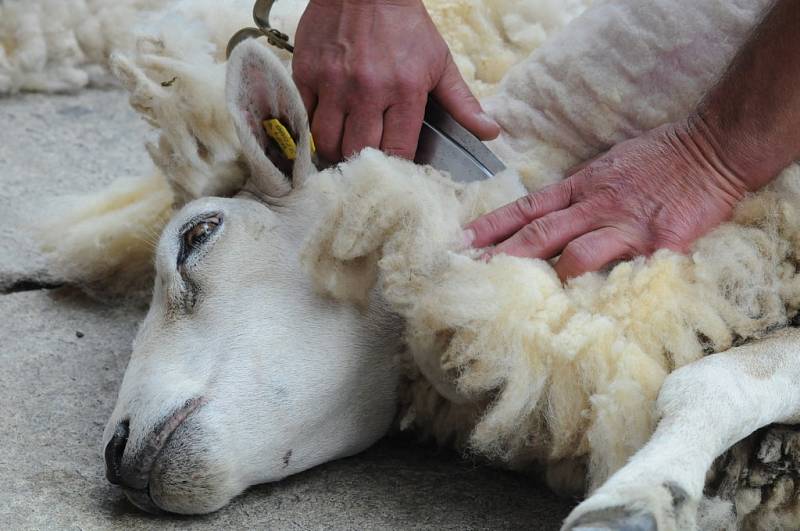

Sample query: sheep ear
[226,39,315,199]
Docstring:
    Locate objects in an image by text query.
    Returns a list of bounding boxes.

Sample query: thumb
[432,54,500,141]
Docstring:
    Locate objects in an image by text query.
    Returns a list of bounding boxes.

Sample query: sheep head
[101,40,403,515]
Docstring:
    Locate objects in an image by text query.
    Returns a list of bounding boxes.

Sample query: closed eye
[177,213,223,267]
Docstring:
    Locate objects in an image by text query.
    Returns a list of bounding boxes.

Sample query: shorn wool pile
[8,0,800,528]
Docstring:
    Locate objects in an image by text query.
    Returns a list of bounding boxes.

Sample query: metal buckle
[226,0,295,59]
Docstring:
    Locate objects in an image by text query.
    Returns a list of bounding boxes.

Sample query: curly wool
[301,0,786,500]
[0,0,162,94]
[423,0,593,97]
[303,144,800,492]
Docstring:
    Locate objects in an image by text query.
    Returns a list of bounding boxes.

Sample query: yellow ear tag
[263,119,297,160]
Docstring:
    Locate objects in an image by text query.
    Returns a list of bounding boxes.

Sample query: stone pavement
[0,88,575,530]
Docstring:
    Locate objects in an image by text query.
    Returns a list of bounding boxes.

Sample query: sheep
[20,0,800,528]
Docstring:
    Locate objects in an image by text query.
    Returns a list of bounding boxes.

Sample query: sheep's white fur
[0,0,160,94]
[21,0,800,527]
[305,152,800,485]
[303,0,799,498]
[0,0,305,94]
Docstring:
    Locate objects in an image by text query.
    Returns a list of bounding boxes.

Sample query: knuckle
[614,228,646,258]
[394,72,423,95]
[351,65,381,92]
[320,61,345,83]
[519,220,550,249]
[513,194,541,220]
[587,189,627,222]
[561,179,577,203]
[292,59,316,83]
[593,181,623,203]
[482,212,509,238]
[569,200,593,221]
[561,238,593,270]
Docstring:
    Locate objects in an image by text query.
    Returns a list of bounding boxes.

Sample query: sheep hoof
[566,506,657,531]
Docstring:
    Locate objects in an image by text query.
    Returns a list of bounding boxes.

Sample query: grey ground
[0,88,575,530]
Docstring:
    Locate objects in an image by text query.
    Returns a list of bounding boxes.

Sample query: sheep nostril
[104,420,129,485]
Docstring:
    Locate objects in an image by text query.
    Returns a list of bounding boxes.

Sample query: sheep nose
[104,420,130,485]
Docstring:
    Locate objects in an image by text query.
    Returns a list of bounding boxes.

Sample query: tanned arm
[696,0,800,192]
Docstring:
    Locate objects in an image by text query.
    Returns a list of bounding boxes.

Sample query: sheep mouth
[122,485,165,514]
[117,397,206,514]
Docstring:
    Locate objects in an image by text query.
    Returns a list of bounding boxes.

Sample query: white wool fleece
[302,0,784,495]
[0,0,308,95]
[423,0,593,97]
[0,0,163,94]
[304,151,800,493]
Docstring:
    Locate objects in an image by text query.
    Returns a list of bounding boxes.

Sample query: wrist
[690,104,797,193]
[684,111,778,194]
[664,116,748,206]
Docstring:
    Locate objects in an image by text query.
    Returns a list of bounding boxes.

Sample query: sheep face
[102,191,401,514]
[101,40,403,514]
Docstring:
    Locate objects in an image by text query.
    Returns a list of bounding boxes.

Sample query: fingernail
[478,112,499,129]
[462,228,476,247]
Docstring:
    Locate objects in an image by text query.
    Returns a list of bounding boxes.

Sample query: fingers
[296,82,317,122]
[432,53,500,140]
[381,97,427,159]
[296,79,424,161]
[465,182,573,248]
[307,96,427,161]
[311,95,346,162]
[342,107,384,159]
[554,227,634,281]
[484,205,594,260]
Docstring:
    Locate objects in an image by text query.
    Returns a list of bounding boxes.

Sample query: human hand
[292,0,500,162]
[464,119,753,281]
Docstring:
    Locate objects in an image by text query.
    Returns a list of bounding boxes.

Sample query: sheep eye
[185,217,220,249]
[178,214,221,266]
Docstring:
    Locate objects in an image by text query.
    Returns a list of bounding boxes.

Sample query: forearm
[694,0,800,192]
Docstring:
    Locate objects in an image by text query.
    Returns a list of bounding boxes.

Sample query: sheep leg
[562,328,800,531]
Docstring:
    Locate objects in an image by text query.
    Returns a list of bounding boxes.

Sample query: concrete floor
[0,89,575,530]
